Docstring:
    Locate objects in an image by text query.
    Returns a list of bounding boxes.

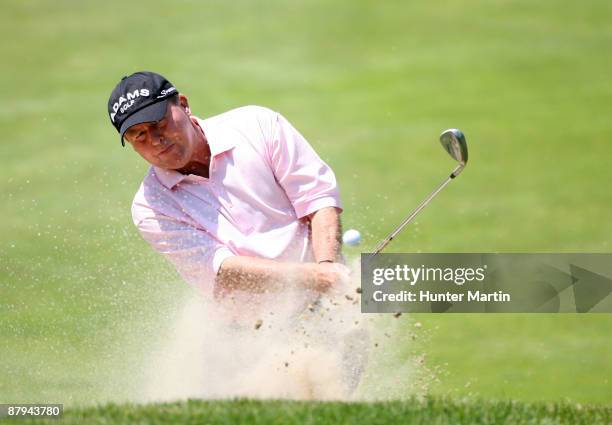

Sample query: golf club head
[440,129,468,166]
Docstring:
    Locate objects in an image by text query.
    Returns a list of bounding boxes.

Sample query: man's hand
[306,262,351,293]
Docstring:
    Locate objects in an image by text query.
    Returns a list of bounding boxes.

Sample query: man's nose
[149,128,163,146]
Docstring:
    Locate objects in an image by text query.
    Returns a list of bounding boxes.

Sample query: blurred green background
[1,0,611,407]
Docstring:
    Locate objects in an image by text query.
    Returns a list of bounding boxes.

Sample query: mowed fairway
[14,399,612,425]
[1,0,611,420]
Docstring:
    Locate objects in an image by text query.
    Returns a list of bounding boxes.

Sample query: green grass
[417,314,612,404]
[1,0,612,419]
[10,398,612,425]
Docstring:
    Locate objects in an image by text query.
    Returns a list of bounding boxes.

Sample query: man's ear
[178,93,191,115]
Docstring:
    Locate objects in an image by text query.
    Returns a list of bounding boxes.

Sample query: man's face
[123,95,200,170]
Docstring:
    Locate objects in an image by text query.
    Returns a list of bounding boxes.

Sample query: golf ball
[342,229,361,246]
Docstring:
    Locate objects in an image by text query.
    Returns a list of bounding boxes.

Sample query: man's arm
[215,256,349,295]
[309,206,343,263]
[215,207,346,297]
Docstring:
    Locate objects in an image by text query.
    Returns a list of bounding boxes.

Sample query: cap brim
[119,100,169,146]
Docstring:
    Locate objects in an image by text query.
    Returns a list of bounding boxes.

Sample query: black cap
[107,71,178,146]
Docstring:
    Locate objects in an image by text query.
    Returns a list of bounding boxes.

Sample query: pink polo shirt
[131,105,342,297]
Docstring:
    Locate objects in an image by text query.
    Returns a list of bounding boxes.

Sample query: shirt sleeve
[267,112,343,218]
[131,201,235,295]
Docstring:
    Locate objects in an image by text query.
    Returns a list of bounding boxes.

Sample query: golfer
[107,71,349,304]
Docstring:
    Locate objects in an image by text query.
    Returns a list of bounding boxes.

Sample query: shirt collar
[153,115,236,189]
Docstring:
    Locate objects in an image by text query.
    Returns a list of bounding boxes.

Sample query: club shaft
[370,164,463,257]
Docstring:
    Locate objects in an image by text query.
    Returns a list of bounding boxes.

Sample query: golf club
[369,129,468,257]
